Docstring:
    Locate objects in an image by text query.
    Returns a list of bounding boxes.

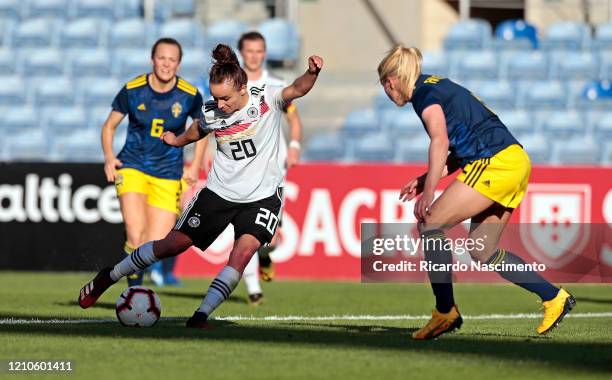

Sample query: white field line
[1,312,612,325]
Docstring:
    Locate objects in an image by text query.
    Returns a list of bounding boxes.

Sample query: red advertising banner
[174,164,612,282]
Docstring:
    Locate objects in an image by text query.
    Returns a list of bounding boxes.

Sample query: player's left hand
[308,55,324,75]
[160,131,177,146]
[287,146,301,168]
[414,189,434,222]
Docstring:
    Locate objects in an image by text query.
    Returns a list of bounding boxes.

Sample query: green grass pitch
[0,272,611,380]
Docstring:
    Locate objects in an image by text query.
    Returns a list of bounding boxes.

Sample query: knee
[468,247,496,263]
[154,231,192,258]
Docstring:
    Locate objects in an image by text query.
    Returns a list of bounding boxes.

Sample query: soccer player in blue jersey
[378,45,575,340]
[101,38,205,287]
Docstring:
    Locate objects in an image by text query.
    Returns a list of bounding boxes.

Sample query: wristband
[289,140,301,150]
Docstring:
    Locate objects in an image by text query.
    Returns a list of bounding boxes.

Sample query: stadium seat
[551,136,600,165]
[539,110,585,139]
[35,77,75,106]
[12,18,59,47]
[455,50,498,80]
[520,81,567,110]
[304,132,346,161]
[61,18,109,48]
[110,18,154,49]
[27,0,69,19]
[74,0,117,20]
[494,19,538,50]
[593,22,612,50]
[341,109,379,136]
[0,0,22,20]
[542,21,590,51]
[159,19,204,49]
[81,77,120,107]
[380,108,423,136]
[51,129,103,162]
[496,109,533,137]
[121,0,141,18]
[595,112,612,140]
[46,106,87,133]
[601,141,612,165]
[500,50,548,81]
[115,49,151,80]
[352,133,395,162]
[205,19,247,52]
[373,90,396,112]
[550,51,598,81]
[4,128,49,161]
[0,106,37,132]
[519,133,550,164]
[578,80,612,110]
[0,18,15,46]
[257,18,300,64]
[179,49,208,83]
[470,80,515,110]
[70,49,112,77]
[600,51,612,80]
[88,106,112,129]
[395,134,430,163]
[443,19,492,50]
[0,76,27,104]
[421,51,449,77]
[23,48,64,76]
[0,48,16,74]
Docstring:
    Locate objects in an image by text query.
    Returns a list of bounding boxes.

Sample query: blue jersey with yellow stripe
[410,74,520,166]
[112,74,203,180]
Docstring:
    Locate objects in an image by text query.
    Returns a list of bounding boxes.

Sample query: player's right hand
[104,156,122,183]
[399,177,422,202]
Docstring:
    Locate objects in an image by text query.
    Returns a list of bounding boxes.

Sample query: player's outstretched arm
[161,121,209,148]
[282,55,324,103]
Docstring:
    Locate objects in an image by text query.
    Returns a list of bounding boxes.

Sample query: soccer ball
[115,286,161,327]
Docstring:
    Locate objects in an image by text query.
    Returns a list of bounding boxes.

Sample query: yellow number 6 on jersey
[151,118,164,137]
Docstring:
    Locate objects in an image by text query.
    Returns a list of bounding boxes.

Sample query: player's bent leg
[119,192,148,287]
[258,229,279,282]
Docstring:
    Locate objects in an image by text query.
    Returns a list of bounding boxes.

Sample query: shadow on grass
[54,301,116,310]
[577,297,612,306]
[0,312,610,374]
[156,290,246,304]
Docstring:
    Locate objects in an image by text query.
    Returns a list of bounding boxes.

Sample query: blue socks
[422,229,455,313]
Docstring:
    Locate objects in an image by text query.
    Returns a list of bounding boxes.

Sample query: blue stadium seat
[304,132,346,161]
[51,129,103,162]
[542,21,590,51]
[373,89,396,111]
[520,81,567,110]
[519,133,550,164]
[70,49,112,77]
[395,134,430,163]
[352,133,395,162]
[61,18,109,48]
[35,77,75,106]
[455,50,498,80]
[205,19,247,51]
[0,106,37,132]
[600,51,612,80]
[180,49,208,83]
[0,76,27,104]
[601,141,612,165]
[550,51,598,81]
[121,0,141,18]
[421,51,449,77]
[0,0,22,20]
[470,80,515,110]
[12,18,59,47]
[551,136,599,165]
[539,110,585,139]
[341,109,379,136]
[595,112,612,141]
[4,128,49,161]
[110,18,155,49]
[443,19,492,50]
[27,0,69,19]
[494,19,538,50]
[74,0,117,20]
[380,108,422,136]
[496,109,533,136]
[0,48,16,74]
[115,49,150,80]
[81,77,120,107]
[578,80,612,110]
[88,106,112,129]
[45,106,88,133]
[258,18,300,64]
[593,22,612,50]
[23,48,64,76]
[0,18,15,46]
[500,50,548,81]
[159,19,204,49]
[171,0,195,16]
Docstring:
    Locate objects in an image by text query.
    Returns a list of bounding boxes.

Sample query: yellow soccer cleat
[537,288,576,335]
[412,305,463,340]
[259,263,275,282]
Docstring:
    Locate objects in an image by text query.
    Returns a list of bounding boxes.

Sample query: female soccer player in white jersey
[78,44,323,328]
[378,45,574,340]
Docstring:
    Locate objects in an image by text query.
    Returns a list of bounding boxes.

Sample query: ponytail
[209,44,247,89]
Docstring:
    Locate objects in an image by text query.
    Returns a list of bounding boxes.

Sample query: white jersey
[248,70,289,170]
[199,84,286,203]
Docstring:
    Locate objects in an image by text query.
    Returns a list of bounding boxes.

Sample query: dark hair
[237,31,266,51]
[210,44,248,89]
[151,37,183,62]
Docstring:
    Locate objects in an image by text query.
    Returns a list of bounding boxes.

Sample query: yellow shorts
[456,144,531,209]
[115,168,184,215]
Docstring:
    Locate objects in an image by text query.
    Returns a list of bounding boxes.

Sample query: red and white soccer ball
[115,286,161,327]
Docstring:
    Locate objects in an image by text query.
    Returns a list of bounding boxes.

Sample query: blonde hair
[377,45,423,99]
